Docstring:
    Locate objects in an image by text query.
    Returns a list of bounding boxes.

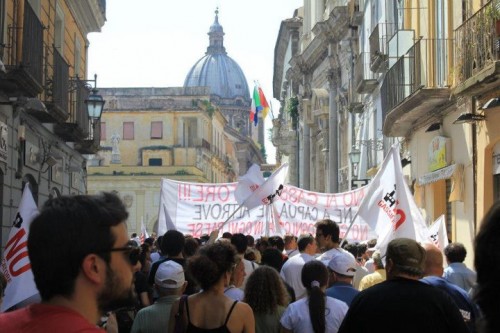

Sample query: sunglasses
[97,245,141,266]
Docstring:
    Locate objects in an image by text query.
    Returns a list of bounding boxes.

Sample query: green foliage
[260,144,267,161]
[286,96,299,129]
[200,99,215,117]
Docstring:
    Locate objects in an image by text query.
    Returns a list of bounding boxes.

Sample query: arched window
[22,174,38,205]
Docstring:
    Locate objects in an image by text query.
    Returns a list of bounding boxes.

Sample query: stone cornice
[66,0,106,35]
[273,17,303,98]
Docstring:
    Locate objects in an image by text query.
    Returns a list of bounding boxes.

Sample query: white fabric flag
[427,214,449,250]
[140,217,149,244]
[234,163,289,210]
[1,184,40,312]
[354,144,428,255]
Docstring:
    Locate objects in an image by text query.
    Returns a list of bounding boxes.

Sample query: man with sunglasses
[0,192,141,332]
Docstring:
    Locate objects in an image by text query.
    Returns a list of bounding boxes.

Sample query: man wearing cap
[131,261,187,333]
[358,250,386,291]
[338,238,469,333]
[325,251,359,306]
[280,234,317,299]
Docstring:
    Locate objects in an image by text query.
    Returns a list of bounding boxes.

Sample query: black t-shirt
[338,277,470,333]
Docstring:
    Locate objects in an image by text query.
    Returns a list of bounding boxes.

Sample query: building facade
[86,10,267,236]
[0,0,106,250]
[87,87,264,234]
[272,0,500,267]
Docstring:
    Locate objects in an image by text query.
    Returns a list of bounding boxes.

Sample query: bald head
[423,243,444,277]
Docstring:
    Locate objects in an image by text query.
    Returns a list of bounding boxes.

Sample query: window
[100,122,106,140]
[74,35,81,77]
[54,4,64,54]
[151,121,163,139]
[123,122,134,140]
[149,158,162,166]
[494,174,500,202]
[0,0,5,58]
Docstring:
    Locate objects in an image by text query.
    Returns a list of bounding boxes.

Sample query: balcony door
[435,0,449,87]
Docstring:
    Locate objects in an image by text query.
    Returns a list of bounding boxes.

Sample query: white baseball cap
[155,261,185,289]
[327,252,357,277]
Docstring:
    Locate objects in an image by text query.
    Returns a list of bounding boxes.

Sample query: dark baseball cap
[386,238,426,275]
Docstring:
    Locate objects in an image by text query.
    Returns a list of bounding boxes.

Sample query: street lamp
[349,147,361,178]
[84,74,105,127]
[85,90,105,126]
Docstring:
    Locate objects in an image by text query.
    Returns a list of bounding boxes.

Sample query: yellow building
[87,87,263,234]
[1,0,105,248]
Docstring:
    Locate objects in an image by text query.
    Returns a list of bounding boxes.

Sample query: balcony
[347,79,364,113]
[453,0,500,96]
[383,38,453,137]
[55,78,92,147]
[348,0,365,26]
[369,23,395,73]
[75,119,100,154]
[4,0,44,97]
[354,52,378,93]
[36,47,70,123]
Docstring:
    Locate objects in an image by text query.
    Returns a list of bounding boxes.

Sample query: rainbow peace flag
[250,85,270,126]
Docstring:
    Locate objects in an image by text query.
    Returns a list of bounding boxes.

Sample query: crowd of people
[0,192,499,333]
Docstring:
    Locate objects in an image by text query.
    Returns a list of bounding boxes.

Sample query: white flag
[140,217,149,244]
[1,184,40,312]
[234,163,289,210]
[354,144,428,255]
[427,215,449,250]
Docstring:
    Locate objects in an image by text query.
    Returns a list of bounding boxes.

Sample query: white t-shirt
[316,247,354,264]
[280,296,348,333]
[240,258,258,290]
[280,253,315,300]
[224,285,245,301]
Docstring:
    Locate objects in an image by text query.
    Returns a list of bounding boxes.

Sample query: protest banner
[353,144,428,254]
[1,184,39,312]
[158,179,375,241]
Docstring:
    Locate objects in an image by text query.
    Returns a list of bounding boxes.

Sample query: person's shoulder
[234,301,254,316]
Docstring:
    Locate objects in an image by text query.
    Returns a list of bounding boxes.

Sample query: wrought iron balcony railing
[384,38,452,115]
[354,52,378,93]
[454,0,499,85]
[369,23,395,72]
[48,47,70,116]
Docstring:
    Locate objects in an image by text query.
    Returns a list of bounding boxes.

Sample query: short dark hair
[444,242,467,263]
[246,234,255,247]
[269,236,285,251]
[231,233,248,254]
[261,248,284,272]
[298,234,315,251]
[315,219,340,243]
[28,192,128,301]
[187,242,236,290]
[161,230,185,257]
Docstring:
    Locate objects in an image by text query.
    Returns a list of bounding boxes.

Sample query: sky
[87,0,304,164]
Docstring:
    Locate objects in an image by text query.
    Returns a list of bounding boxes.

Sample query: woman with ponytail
[280,261,347,333]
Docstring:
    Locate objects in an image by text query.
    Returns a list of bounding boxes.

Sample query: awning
[418,164,459,186]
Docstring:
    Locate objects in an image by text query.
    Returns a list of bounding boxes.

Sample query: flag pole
[269,99,276,119]
[208,201,247,244]
[339,209,360,247]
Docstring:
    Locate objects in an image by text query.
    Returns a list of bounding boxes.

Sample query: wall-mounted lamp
[84,75,105,127]
[480,97,500,110]
[425,123,441,132]
[453,113,485,124]
[401,157,411,168]
[349,148,361,178]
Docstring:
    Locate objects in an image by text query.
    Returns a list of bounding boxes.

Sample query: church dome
[184,9,250,100]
